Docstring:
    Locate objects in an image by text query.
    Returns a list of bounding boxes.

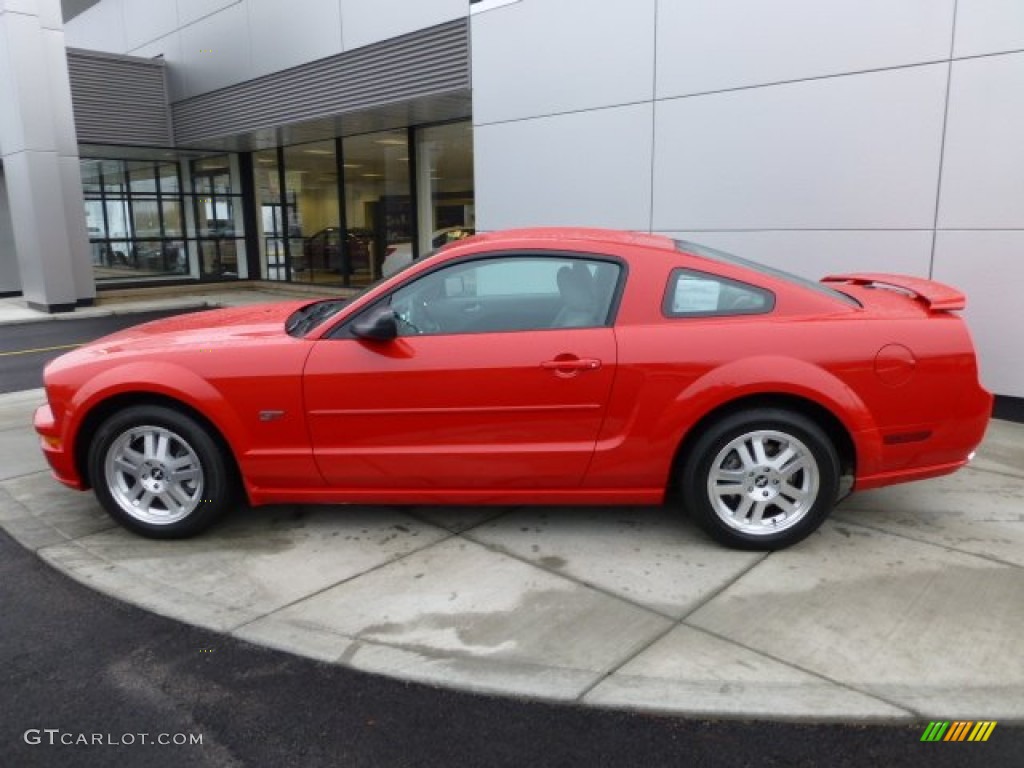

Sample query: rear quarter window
[663,268,774,317]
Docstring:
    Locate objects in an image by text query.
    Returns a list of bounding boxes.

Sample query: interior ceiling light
[374,138,407,146]
[303,148,334,155]
[361,173,384,178]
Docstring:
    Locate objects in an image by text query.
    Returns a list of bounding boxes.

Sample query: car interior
[389,257,622,336]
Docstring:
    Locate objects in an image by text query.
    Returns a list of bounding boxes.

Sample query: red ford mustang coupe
[35,229,992,549]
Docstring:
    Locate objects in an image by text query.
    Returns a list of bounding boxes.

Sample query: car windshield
[285,299,350,337]
[675,240,861,307]
[284,249,447,336]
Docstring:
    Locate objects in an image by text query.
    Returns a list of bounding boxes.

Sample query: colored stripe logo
[920,721,997,742]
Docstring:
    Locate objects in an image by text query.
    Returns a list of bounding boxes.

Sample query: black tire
[88,405,235,539]
[681,408,840,550]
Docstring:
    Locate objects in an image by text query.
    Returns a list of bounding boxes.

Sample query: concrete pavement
[1,384,1022,723]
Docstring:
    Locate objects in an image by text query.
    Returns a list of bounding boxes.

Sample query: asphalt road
[0,310,203,394]
[2,312,1021,766]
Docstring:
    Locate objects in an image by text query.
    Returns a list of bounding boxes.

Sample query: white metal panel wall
[471,0,655,125]
[937,52,1024,229]
[340,0,466,51]
[475,104,654,231]
[177,1,251,96]
[121,0,177,51]
[655,0,955,98]
[932,50,1024,397]
[652,66,948,231]
[471,0,1024,397]
[954,0,1024,57]
[0,167,21,294]
[62,0,126,51]
[247,0,342,79]
[177,0,238,27]
[933,232,1024,398]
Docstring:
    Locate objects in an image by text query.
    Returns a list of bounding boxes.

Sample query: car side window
[388,256,621,336]
[663,268,774,317]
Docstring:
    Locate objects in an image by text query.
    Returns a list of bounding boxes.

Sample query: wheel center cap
[755,476,769,488]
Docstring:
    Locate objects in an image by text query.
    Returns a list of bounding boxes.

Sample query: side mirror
[351,305,399,341]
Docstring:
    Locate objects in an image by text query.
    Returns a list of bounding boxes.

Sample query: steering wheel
[393,289,440,335]
[412,297,441,333]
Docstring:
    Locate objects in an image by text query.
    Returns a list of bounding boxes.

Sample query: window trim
[662,267,775,318]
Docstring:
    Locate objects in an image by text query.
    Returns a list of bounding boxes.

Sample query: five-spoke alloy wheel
[89,405,234,538]
[682,408,840,550]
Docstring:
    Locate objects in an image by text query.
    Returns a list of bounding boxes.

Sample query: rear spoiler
[821,273,966,311]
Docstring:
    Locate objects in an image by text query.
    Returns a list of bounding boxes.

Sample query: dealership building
[0,0,1022,405]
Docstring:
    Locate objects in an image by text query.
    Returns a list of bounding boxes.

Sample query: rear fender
[665,356,883,474]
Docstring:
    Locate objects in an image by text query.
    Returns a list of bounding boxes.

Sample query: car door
[302,254,623,490]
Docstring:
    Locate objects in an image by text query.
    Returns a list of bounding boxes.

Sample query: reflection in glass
[342,129,410,284]
[128,161,158,194]
[254,149,290,281]
[190,155,244,279]
[80,160,102,193]
[159,163,180,194]
[81,157,192,282]
[131,199,161,238]
[162,201,183,236]
[415,121,475,259]
[283,140,341,285]
[101,160,127,193]
[198,240,237,276]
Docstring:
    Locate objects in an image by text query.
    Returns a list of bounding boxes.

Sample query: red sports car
[35,228,992,549]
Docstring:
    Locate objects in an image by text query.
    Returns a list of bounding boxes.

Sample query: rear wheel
[681,408,839,550]
[88,405,234,538]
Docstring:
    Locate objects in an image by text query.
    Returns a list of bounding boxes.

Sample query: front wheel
[88,405,235,539]
[681,408,840,550]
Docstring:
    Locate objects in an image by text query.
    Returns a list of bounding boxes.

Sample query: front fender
[66,361,252,464]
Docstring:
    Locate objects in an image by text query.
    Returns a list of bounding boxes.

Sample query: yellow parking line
[0,343,82,357]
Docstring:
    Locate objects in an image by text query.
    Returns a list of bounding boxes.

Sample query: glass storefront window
[342,129,411,284]
[252,123,473,286]
[415,121,475,258]
[159,163,180,194]
[282,140,342,284]
[253,149,291,281]
[81,160,102,194]
[82,158,197,283]
[128,161,158,195]
[188,155,246,279]
[101,160,127,194]
[131,199,162,238]
[161,200,184,236]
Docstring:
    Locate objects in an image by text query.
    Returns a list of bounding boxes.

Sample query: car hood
[77,300,313,355]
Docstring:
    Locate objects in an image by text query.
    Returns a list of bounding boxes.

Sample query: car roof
[461,227,674,251]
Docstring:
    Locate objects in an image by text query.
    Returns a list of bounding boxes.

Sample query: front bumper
[34,403,86,490]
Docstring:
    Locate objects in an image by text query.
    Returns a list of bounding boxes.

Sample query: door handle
[540,357,602,373]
